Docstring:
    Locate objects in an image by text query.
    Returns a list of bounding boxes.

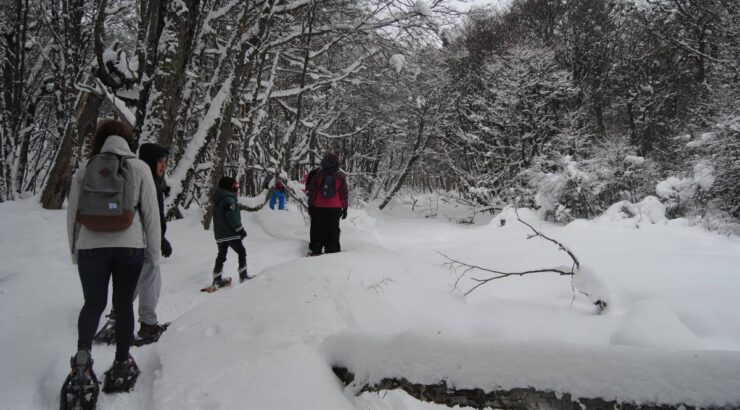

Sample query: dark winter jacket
[308,157,349,209]
[212,188,245,243]
[138,143,169,238]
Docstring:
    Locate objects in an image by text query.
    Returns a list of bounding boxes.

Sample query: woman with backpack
[63,119,161,405]
[306,152,349,255]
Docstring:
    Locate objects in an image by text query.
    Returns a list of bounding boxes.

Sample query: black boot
[60,350,99,410]
[102,356,140,393]
[238,266,252,282]
[133,322,170,346]
[93,311,116,345]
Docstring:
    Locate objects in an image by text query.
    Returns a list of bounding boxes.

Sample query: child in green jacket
[208,176,250,290]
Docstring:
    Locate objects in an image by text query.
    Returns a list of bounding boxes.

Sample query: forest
[1,0,738,231]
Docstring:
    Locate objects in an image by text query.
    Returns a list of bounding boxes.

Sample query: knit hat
[320,152,339,169]
[218,176,238,191]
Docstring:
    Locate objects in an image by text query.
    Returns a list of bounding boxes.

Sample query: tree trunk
[39,91,102,209]
[138,0,200,147]
[133,0,165,145]
[201,1,276,229]
[379,104,431,210]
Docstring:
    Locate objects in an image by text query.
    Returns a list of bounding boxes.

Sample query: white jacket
[67,135,161,265]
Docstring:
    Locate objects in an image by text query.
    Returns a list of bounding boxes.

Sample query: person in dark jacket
[134,143,171,339]
[211,176,250,286]
[307,152,349,255]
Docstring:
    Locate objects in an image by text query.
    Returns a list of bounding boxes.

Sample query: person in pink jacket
[306,152,349,255]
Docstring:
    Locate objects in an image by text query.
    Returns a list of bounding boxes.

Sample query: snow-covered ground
[1,195,739,409]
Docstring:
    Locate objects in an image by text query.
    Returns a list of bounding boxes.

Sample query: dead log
[332,367,726,410]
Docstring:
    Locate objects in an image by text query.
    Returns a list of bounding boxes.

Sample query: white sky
[448,0,512,12]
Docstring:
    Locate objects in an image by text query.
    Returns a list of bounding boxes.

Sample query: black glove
[341,208,347,220]
[161,237,172,258]
[239,230,247,239]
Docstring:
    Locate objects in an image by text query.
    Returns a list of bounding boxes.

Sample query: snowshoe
[60,350,99,410]
[102,356,140,393]
[201,276,232,293]
[93,312,116,345]
[132,322,170,347]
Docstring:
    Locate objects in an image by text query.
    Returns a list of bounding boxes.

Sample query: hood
[214,188,236,204]
[218,176,237,191]
[100,135,135,158]
[320,153,339,172]
[138,143,169,177]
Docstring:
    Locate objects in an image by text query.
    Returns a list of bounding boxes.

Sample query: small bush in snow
[531,139,658,223]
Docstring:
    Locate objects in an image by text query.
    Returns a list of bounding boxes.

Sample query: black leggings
[77,248,144,361]
[213,239,247,274]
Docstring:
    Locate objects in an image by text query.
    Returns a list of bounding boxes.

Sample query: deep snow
[0,195,739,409]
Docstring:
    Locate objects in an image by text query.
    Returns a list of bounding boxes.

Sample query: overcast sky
[448,0,512,12]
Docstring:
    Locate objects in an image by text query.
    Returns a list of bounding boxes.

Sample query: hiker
[95,144,171,345]
[133,143,171,341]
[64,119,160,401]
[208,176,250,290]
[263,174,287,210]
[271,178,287,210]
[306,152,349,255]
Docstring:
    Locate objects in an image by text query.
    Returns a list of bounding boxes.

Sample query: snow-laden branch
[165,76,233,210]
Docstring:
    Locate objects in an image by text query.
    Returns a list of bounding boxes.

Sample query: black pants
[310,208,342,254]
[77,248,144,361]
[308,206,318,251]
[213,239,247,274]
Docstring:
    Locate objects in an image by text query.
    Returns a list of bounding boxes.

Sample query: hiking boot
[138,323,166,340]
[238,267,252,282]
[102,356,140,393]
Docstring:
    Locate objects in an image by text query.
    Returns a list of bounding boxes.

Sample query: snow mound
[389,54,405,73]
[597,196,667,227]
[414,0,433,17]
[611,300,703,350]
[572,265,610,311]
[490,206,540,228]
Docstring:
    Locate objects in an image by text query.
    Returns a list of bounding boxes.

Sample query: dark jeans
[213,239,247,274]
[309,207,342,254]
[77,247,144,361]
[308,206,318,251]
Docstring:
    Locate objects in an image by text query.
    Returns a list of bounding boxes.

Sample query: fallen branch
[441,209,607,313]
[441,252,572,296]
[515,209,580,270]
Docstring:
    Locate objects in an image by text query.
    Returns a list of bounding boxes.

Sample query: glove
[341,208,347,220]
[239,230,247,239]
[161,237,172,258]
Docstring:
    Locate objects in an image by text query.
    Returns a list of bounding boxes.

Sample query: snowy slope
[0,197,739,409]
